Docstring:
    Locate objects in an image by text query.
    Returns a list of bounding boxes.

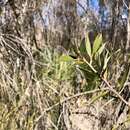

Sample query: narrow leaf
[79,38,86,55]
[59,55,74,62]
[97,43,106,56]
[85,34,92,58]
[103,52,110,70]
[93,34,102,55]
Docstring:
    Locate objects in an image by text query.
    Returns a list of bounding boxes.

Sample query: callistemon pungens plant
[60,34,111,91]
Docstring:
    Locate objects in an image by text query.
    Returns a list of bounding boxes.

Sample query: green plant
[60,34,111,91]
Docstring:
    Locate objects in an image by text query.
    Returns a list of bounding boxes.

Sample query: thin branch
[35,88,108,123]
[122,0,129,10]
[101,77,130,107]
[77,0,88,14]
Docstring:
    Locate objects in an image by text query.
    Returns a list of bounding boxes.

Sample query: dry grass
[0,33,76,130]
[0,33,130,130]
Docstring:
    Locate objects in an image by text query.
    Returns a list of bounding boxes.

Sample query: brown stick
[101,77,130,107]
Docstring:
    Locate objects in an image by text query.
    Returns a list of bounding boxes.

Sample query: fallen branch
[101,77,130,107]
[35,88,108,123]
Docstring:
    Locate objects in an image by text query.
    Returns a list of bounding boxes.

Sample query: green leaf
[93,34,102,55]
[89,91,108,104]
[59,55,74,62]
[97,43,106,56]
[79,38,86,55]
[103,52,110,70]
[85,34,92,58]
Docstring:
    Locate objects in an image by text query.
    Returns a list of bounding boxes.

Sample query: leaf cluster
[60,34,111,90]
